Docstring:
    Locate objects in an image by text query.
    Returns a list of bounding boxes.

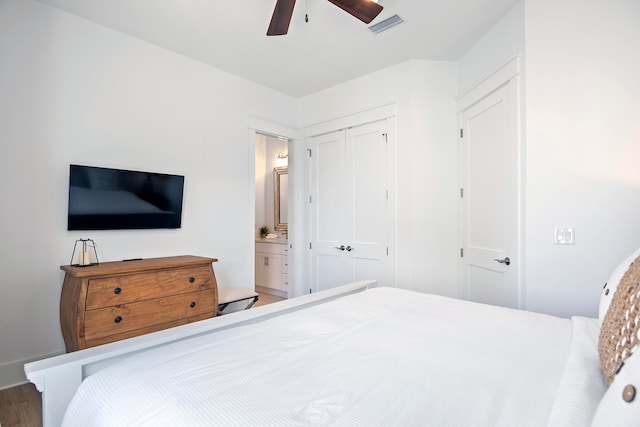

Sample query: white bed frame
[25,280,377,427]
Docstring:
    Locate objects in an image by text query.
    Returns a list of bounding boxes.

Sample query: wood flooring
[254,291,286,307]
[0,383,41,427]
[0,291,285,426]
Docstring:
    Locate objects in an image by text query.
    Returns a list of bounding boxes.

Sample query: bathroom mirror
[274,166,288,231]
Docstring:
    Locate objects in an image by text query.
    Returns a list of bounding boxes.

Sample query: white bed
[24,274,640,426]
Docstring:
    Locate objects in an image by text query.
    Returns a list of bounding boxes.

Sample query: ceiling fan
[267,0,383,36]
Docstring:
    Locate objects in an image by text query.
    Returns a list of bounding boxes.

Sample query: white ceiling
[37,0,520,97]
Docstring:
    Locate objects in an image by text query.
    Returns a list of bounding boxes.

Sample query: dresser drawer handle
[190,301,196,308]
[114,316,122,323]
[114,287,122,295]
[189,277,195,283]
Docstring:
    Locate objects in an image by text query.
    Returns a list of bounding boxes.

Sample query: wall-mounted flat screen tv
[68,164,185,230]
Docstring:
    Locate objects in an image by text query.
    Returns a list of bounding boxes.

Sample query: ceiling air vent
[368,14,404,34]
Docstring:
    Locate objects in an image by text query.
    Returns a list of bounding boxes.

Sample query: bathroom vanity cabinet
[255,241,288,296]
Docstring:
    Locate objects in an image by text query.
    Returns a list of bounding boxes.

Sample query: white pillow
[592,348,640,426]
[599,248,640,320]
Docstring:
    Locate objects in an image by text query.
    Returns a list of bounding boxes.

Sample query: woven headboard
[599,256,640,385]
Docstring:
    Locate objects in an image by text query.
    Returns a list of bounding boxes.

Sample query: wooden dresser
[60,255,218,352]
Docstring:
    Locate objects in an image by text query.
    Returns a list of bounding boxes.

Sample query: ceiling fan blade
[267,0,297,36]
[326,0,383,24]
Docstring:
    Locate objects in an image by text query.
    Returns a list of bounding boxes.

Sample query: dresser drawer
[83,290,215,341]
[85,265,214,310]
[84,313,212,348]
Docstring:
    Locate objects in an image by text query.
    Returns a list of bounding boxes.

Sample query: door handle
[345,246,354,252]
[335,245,345,251]
[494,257,511,266]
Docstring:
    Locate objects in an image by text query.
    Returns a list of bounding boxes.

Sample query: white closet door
[310,130,348,290]
[345,121,388,285]
[310,120,390,292]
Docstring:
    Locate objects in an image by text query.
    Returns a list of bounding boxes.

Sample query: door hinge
[460,248,464,258]
[307,148,312,157]
[309,288,312,294]
[309,242,312,250]
[460,188,464,198]
[386,190,389,200]
[309,195,312,203]
[460,129,464,138]
[382,132,388,143]
[386,246,389,256]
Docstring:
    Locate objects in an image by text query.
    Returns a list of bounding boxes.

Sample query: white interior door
[310,120,391,292]
[310,131,348,290]
[345,122,389,285]
[460,81,520,309]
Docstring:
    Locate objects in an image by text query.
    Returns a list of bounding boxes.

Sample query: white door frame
[456,57,525,309]
[248,116,304,297]
[303,103,397,292]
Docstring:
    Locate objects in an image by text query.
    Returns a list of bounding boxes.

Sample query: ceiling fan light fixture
[268,0,384,36]
[368,14,403,34]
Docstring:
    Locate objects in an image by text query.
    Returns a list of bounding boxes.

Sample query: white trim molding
[303,103,396,138]
[248,116,302,140]
[457,57,521,113]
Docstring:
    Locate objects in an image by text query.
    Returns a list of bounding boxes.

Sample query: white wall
[458,1,525,94]
[299,59,460,297]
[0,0,297,388]
[524,0,640,317]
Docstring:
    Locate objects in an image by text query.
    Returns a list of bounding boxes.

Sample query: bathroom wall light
[276,152,288,167]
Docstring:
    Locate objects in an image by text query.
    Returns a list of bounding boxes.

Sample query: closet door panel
[346,122,388,281]
[311,131,348,291]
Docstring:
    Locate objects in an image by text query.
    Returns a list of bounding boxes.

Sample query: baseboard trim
[0,352,62,390]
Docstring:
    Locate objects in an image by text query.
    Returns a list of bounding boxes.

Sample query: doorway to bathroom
[254,132,290,299]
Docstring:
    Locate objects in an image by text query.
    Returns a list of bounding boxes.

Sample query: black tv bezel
[67,164,185,231]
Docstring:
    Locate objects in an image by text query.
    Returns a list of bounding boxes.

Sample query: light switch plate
[554,227,575,245]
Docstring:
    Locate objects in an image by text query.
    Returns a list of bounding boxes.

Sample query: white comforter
[62,287,605,426]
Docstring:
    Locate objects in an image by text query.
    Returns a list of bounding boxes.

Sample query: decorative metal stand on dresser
[60,255,218,352]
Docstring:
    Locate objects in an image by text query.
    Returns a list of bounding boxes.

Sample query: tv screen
[67,164,185,230]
